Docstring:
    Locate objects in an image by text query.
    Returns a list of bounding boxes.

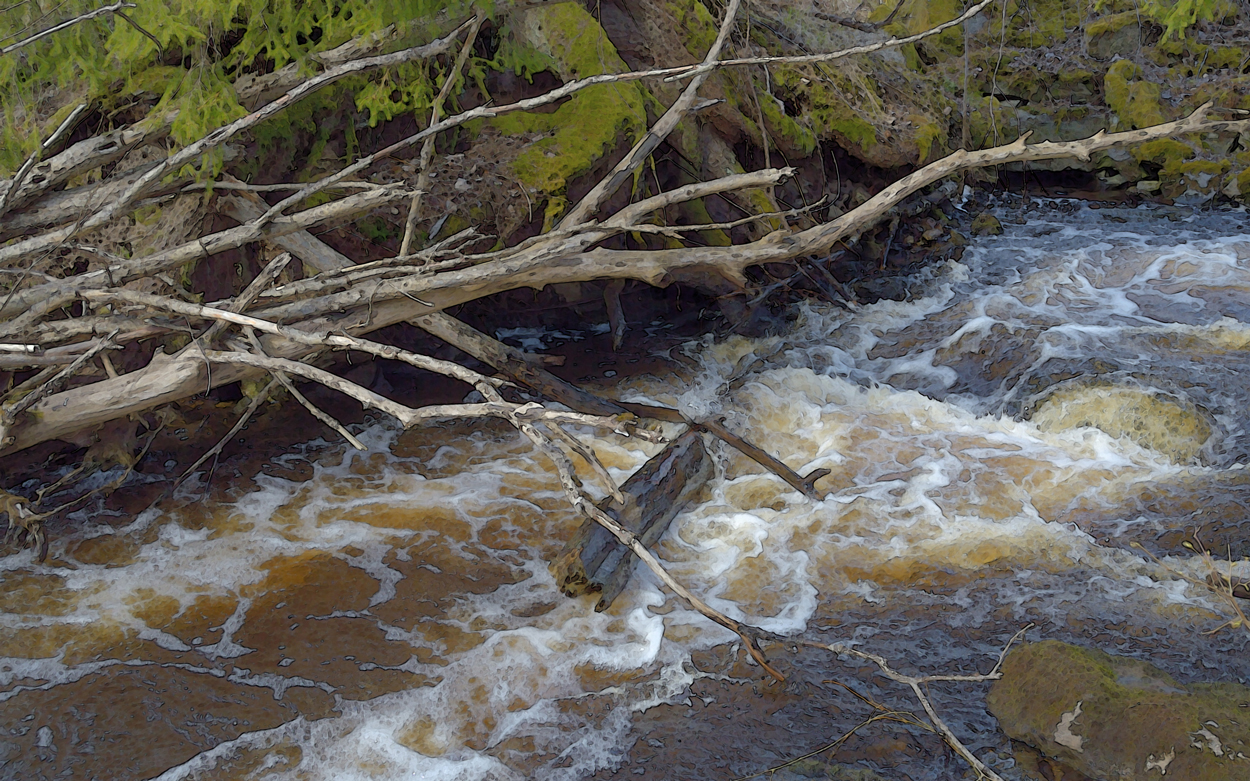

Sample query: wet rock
[989,640,1250,781]
[784,759,892,779]
[1084,12,1151,61]
[971,213,1003,236]
[1028,381,1215,463]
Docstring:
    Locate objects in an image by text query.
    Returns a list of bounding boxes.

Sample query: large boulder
[988,640,1250,780]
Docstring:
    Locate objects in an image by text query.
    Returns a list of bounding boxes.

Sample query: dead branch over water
[3,1,1249,771]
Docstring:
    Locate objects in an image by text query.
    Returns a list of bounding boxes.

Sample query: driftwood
[551,429,712,610]
[8,100,1248,456]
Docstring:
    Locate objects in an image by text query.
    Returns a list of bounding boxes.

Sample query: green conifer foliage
[0,0,481,175]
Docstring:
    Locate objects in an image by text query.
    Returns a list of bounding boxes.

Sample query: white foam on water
[9,202,1250,778]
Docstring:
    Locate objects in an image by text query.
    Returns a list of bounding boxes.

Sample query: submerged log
[551,428,711,611]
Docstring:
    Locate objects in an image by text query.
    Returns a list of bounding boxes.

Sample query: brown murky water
[5,200,1250,780]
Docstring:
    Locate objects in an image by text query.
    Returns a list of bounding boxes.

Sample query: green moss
[1057,69,1096,85]
[663,0,718,59]
[541,195,568,233]
[1085,10,1140,36]
[990,640,1250,781]
[0,0,476,176]
[754,87,817,157]
[666,0,719,58]
[831,118,878,153]
[498,4,647,205]
[874,0,965,57]
[968,95,1017,148]
[1232,167,1250,202]
[971,212,1003,235]
[1133,138,1195,168]
[1179,159,1229,175]
[770,64,884,159]
[1130,139,1208,197]
[914,118,947,163]
[679,198,732,247]
[357,215,399,242]
[959,0,1079,49]
[1143,0,1229,39]
[1157,39,1247,73]
[1104,60,1167,129]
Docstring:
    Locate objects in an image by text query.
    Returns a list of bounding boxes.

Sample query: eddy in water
[3,199,1250,780]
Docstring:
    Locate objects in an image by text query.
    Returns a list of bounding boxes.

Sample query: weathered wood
[216,187,353,273]
[410,312,830,499]
[550,428,711,610]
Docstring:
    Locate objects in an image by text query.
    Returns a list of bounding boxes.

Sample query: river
[4,198,1250,780]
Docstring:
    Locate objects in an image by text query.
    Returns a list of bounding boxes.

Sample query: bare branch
[0,103,87,222]
[806,626,1033,781]
[5,105,1245,457]
[73,287,503,389]
[0,186,408,323]
[174,377,280,491]
[197,351,659,438]
[516,416,785,681]
[242,328,365,450]
[0,18,475,267]
[542,422,626,504]
[670,0,995,80]
[400,17,483,256]
[200,252,292,345]
[1,330,119,434]
[0,2,135,56]
[558,0,742,228]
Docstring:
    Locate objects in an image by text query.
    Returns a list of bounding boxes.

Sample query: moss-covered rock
[1104,60,1168,129]
[496,3,648,227]
[989,640,1250,781]
[1085,12,1151,60]
[971,212,1002,236]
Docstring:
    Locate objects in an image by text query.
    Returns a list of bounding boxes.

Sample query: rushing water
[5,200,1250,780]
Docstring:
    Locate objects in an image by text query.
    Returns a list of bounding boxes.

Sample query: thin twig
[40,415,166,512]
[197,351,661,436]
[0,364,58,408]
[213,0,989,237]
[666,0,995,80]
[0,2,134,56]
[199,252,292,345]
[181,180,383,193]
[242,327,365,450]
[733,710,927,781]
[0,18,474,266]
[1132,541,1250,636]
[400,17,482,256]
[542,422,626,504]
[74,286,502,389]
[512,410,785,680]
[174,376,280,491]
[616,199,826,239]
[1,329,119,429]
[557,0,742,229]
[802,625,1032,781]
[111,8,163,56]
[0,103,87,221]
